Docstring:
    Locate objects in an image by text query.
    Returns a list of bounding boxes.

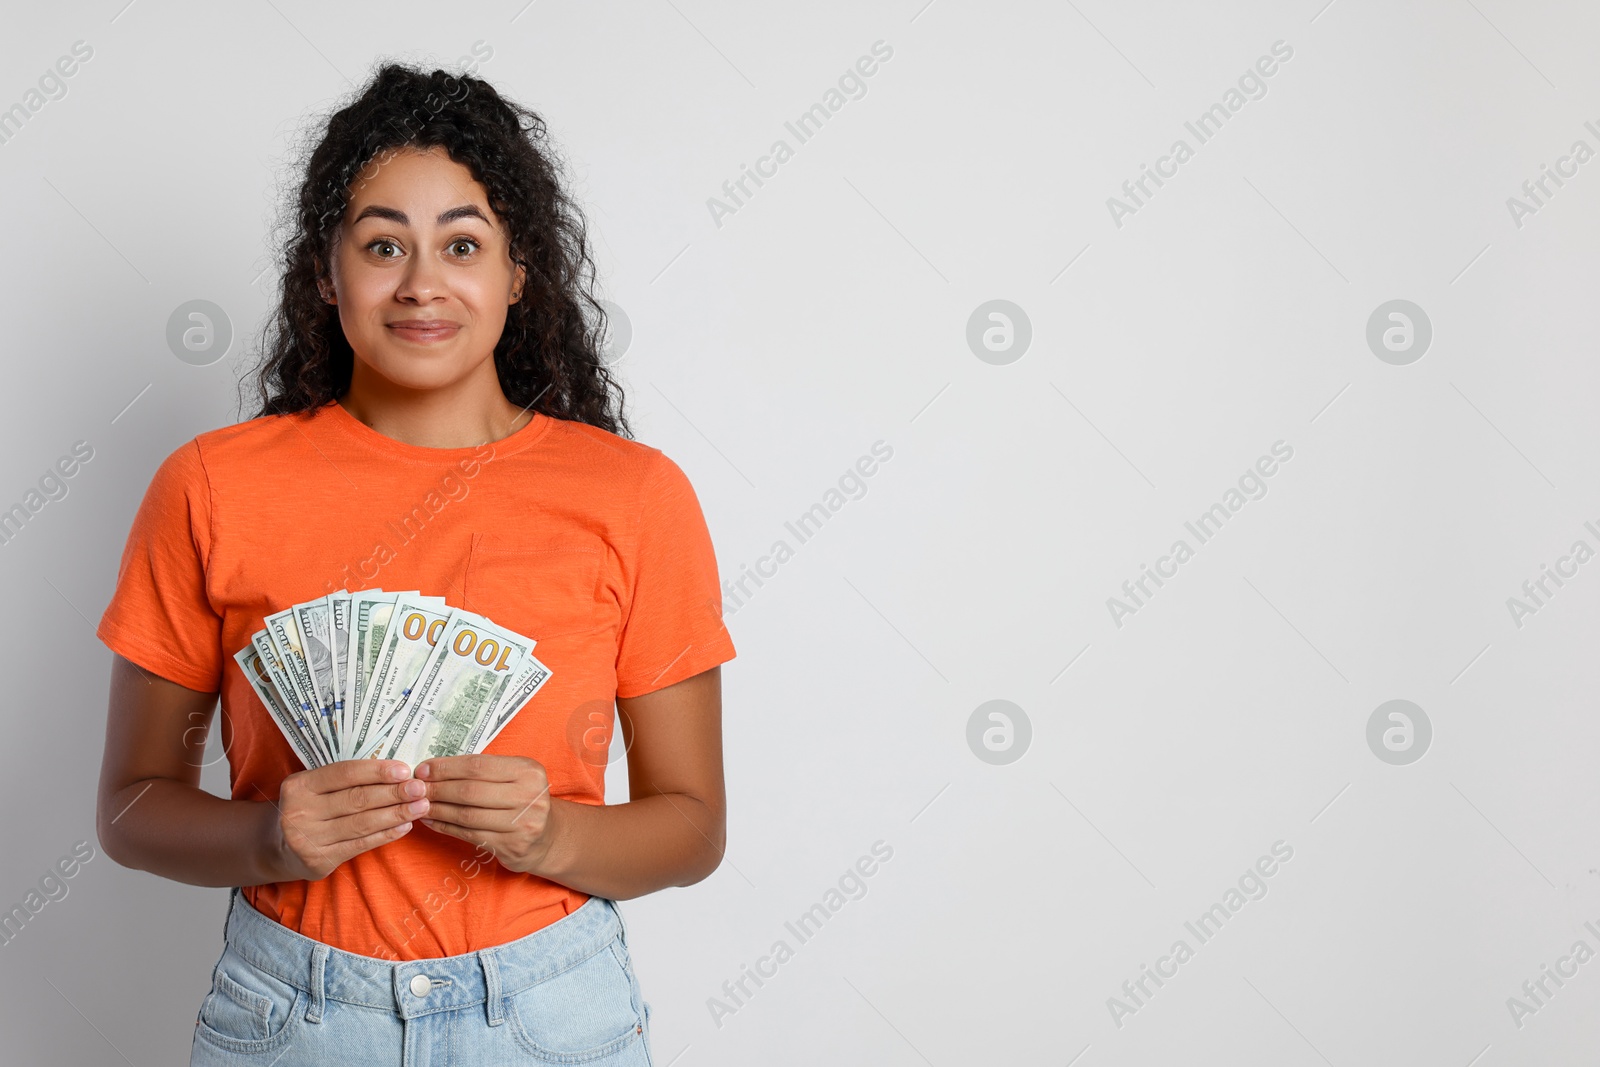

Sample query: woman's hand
[272,759,427,881]
[413,754,556,875]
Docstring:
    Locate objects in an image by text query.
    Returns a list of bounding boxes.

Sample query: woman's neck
[338,366,532,449]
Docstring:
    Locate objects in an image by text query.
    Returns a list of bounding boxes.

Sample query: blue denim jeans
[190,887,655,1065]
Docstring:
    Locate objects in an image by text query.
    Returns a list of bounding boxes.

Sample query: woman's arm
[96,653,429,887]
[417,665,727,899]
[546,665,727,896]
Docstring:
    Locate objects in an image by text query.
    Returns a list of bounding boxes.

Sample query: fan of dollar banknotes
[233,590,552,770]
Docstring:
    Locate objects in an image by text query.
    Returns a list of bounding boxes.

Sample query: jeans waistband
[220,887,625,1023]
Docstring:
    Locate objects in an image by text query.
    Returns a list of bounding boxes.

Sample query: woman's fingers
[417,818,485,850]
[275,761,424,878]
[421,778,525,809]
[420,801,507,830]
[297,758,411,794]
[415,754,528,783]
[322,799,428,846]
[326,776,427,818]
[322,819,414,866]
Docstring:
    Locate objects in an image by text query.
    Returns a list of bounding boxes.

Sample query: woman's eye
[364,237,477,258]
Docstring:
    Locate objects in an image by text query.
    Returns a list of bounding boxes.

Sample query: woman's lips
[388,321,461,343]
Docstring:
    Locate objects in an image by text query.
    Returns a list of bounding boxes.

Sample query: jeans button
[410,974,432,997]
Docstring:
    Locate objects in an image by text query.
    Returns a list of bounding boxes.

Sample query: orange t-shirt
[96,399,736,959]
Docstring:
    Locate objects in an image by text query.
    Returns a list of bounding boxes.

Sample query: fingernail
[402,779,425,798]
[397,822,412,833]
[387,763,408,780]
[407,799,429,816]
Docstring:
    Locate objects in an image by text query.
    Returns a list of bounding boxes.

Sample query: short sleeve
[96,438,224,692]
[614,452,737,698]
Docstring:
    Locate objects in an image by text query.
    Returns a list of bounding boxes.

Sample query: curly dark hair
[240,60,630,437]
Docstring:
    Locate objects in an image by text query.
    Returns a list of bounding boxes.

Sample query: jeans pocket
[505,939,644,1063]
[195,945,304,1054]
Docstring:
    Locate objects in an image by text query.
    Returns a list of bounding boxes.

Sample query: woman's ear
[510,263,526,305]
[313,256,336,304]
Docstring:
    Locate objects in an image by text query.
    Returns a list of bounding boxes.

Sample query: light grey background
[2,1,1596,1063]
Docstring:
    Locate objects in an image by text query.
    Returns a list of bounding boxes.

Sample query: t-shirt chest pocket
[462,533,605,642]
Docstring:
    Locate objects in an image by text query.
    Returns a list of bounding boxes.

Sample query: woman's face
[322,144,525,393]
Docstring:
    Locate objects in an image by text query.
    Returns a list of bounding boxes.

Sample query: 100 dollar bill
[376,610,533,764]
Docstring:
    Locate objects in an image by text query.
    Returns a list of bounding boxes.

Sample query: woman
[94,62,734,1066]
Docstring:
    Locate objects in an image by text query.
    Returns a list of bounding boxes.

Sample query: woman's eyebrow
[351,204,490,226]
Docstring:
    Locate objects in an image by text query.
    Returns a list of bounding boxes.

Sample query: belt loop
[481,947,505,1027]
[611,898,630,946]
[305,943,329,1024]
